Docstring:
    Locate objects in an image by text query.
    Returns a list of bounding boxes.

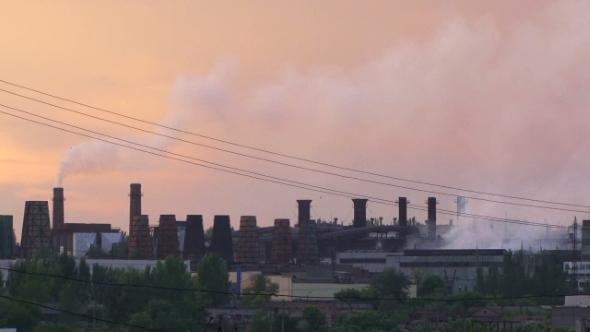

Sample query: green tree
[0,298,41,331]
[370,267,409,310]
[418,274,448,297]
[196,253,231,306]
[34,323,84,332]
[271,312,300,332]
[302,305,328,332]
[334,288,366,302]
[336,310,396,332]
[240,273,279,305]
[128,311,153,332]
[248,309,271,332]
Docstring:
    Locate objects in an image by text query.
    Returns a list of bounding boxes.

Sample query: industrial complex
[0,183,585,295]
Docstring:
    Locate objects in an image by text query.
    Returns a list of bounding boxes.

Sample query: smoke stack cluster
[156,215,179,259]
[352,198,368,228]
[210,215,234,264]
[235,216,260,265]
[427,197,438,240]
[184,215,205,260]
[52,188,65,229]
[271,219,292,264]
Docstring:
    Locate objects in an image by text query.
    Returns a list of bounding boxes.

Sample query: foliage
[335,310,397,332]
[417,274,448,298]
[3,254,207,331]
[196,253,231,306]
[34,323,85,332]
[475,250,570,305]
[240,273,279,305]
[0,298,41,331]
[302,305,328,332]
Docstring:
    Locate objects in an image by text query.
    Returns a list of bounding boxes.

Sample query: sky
[1,1,589,247]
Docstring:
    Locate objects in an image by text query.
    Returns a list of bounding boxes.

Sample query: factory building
[337,249,506,292]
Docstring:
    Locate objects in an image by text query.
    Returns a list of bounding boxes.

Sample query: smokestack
[129,183,142,227]
[352,198,368,228]
[52,188,65,229]
[397,197,408,227]
[582,220,590,261]
[427,197,438,240]
[297,200,312,227]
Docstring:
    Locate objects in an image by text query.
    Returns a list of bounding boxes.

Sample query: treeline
[0,250,231,331]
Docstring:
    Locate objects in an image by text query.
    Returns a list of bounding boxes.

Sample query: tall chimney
[352,198,368,228]
[397,197,408,227]
[582,220,590,261]
[427,197,438,239]
[129,183,142,230]
[297,200,312,227]
[52,188,65,229]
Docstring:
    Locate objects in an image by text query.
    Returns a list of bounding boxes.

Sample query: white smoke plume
[55,58,238,186]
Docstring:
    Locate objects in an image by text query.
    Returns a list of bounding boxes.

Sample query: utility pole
[281,300,285,332]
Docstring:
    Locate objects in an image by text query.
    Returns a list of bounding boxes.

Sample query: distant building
[337,249,506,292]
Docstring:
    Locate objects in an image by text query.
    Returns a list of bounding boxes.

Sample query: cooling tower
[297,219,319,265]
[427,197,438,240]
[20,201,51,258]
[0,216,13,259]
[184,215,205,260]
[352,198,368,228]
[129,215,153,259]
[210,215,234,264]
[397,197,408,227]
[235,216,260,265]
[271,219,292,264]
[156,215,180,259]
[52,188,65,229]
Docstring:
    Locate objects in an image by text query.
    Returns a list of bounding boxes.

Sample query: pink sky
[1,1,588,243]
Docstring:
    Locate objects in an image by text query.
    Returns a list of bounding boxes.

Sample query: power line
[0,78,586,209]
[0,266,572,303]
[1,88,585,214]
[0,104,568,230]
[0,294,166,332]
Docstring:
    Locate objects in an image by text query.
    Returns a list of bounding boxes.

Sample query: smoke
[55,58,237,186]
[165,0,589,248]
